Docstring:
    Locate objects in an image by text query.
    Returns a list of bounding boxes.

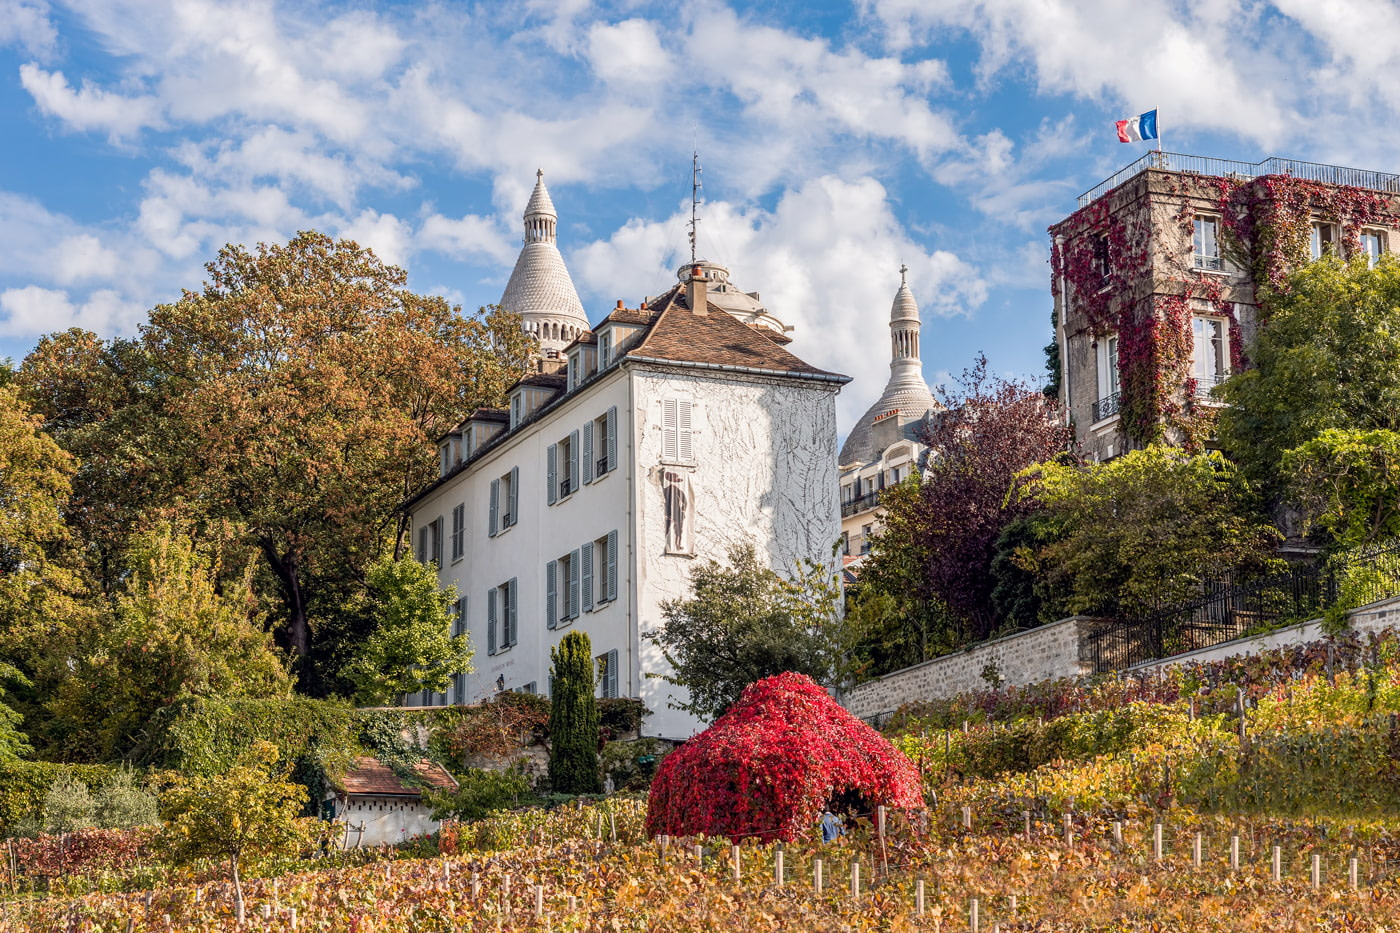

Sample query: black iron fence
[1081,541,1400,673]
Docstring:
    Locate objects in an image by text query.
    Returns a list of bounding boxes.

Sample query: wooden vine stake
[850,860,860,898]
[534,885,544,918]
[1113,821,1123,847]
[915,879,925,916]
[878,805,889,876]
[962,806,972,830]
[1192,833,1202,868]
[732,844,741,884]
[471,872,481,900]
[1153,823,1163,861]
[1230,835,1240,871]
[814,858,823,895]
[1063,813,1073,846]
[1311,854,1321,889]
[1272,846,1282,883]
[1350,857,1360,890]
[970,897,980,933]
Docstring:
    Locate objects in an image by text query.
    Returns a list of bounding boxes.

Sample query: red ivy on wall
[645,672,923,843]
[1050,171,1399,448]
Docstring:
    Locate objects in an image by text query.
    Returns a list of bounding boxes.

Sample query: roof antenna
[688,146,703,265]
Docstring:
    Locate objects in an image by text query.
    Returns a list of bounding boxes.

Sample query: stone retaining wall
[839,596,1400,721]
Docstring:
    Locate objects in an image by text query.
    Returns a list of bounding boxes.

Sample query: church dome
[675,260,786,332]
[839,267,940,466]
[500,170,589,354]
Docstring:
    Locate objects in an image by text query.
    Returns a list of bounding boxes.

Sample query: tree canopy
[647,543,842,722]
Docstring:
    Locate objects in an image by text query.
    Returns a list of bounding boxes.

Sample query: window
[1361,230,1385,268]
[662,469,693,555]
[839,532,850,556]
[417,518,442,566]
[1192,317,1228,395]
[1310,222,1337,260]
[439,443,453,478]
[450,504,465,561]
[596,649,619,699]
[661,398,693,462]
[584,406,618,483]
[546,549,582,629]
[486,578,517,655]
[1093,334,1120,422]
[598,331,613,366]
[489,467,519,535]
[1193,217,1222,271]
[1093,234,1110,282]
[510,392,523,429]
[547,431,580,504]
[860,523,873,555]
[581,530,620,610]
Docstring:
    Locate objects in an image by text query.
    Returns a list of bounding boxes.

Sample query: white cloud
[572,175,987,428]
[49,235,122,284]
[0,0,57,59]
[0,286,143,337]
[19,64,164,140]
[419,213,515,266]
[338,209,413,268]
[586,19,672,86]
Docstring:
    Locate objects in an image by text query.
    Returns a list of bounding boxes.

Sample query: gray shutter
[547,444,558,505]
[546,560,558,629]
[507,578,518,646]
[606,529,619,602]
[432,520,443,566]
[568,548,581,619]
[581,541,594,613]
[487,587,497,655]
[582,420,594,484]
[605,406,617,473]
[418,527,428,562]
[509,466,519,526]
[662,399,677,460]
[568,429,580,494]
[678,400,692,461]
[607,649,619,698]
[489,479,500,536]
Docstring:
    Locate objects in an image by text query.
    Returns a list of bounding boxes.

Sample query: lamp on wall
[496,674,506,693]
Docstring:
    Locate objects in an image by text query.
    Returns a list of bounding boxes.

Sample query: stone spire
[500,170,589,355]
[838,265,940,466]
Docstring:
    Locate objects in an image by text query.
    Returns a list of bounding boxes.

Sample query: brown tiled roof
[622,284,846,381]
[517,373,567,389]
[468,408,509,423]
[600,307,659,327]
[337,757,459,797]
[567,331,597,346]
[757,328,793,345]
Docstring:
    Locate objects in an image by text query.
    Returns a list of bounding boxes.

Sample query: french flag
[1116,110,1158,143]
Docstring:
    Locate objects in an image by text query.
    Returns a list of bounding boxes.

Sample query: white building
[838,267,941,559]
[405,174,850,739]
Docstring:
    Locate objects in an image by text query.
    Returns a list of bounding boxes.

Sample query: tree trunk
[231,855,244,925]
[262,540,310,658]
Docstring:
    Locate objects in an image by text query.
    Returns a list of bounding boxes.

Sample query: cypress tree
[548,630,601,794]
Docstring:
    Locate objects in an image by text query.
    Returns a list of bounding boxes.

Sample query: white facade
[409,270,848,739]
[334,795,441,848]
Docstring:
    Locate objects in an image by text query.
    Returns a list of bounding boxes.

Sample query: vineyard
[11,632,1400,930]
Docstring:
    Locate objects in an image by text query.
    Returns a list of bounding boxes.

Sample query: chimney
[685,264,708,316]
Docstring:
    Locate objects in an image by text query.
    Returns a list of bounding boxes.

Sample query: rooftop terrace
[1077,151,1400,208]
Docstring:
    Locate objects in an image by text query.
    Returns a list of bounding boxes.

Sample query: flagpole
[1157,107,1162,152]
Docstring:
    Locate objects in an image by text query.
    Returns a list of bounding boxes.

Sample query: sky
[3,0,1400,434]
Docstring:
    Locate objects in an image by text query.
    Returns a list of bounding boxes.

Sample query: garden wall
[839,596,1400,722]
[839,617,1096,721]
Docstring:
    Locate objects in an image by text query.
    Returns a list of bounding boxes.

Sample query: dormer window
[510,392,523,429]
[598,330,613,366]
[566,353,578,391]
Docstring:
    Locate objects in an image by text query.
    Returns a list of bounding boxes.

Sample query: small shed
[330,757,459,848]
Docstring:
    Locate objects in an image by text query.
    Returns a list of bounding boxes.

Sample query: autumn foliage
[645,672,922,842]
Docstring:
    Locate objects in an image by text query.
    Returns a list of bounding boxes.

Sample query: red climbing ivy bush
[645,672,923,843]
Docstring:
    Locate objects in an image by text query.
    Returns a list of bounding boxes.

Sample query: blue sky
[3,0,1399,432]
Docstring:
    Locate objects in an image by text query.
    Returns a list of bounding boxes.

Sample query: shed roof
[337,757,459,797]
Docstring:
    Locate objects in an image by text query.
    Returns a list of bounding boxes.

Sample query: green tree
[17,235,536,681]
[1016,445,1281,616]
[159,741,309,922]
[93,767,159,829]
[340,554,472,705]
[40,773,96,833]
[1284,428,1400,549]
[0,663,31,761]
[548,630,600,795]
[646,543,843,721]
[48,523,292,761]
[1217,257,1400,498]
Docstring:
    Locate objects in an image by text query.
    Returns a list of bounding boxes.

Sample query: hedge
[0,761,120,836]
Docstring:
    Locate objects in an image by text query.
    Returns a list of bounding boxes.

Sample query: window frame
[1193,216,1222,271]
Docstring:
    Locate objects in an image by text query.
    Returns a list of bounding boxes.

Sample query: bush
[0,762,117,837]
[94,767,159,830]
[548,631,600,795]
[426,767,531,821]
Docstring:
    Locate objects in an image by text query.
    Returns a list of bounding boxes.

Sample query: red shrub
[12,827,155,880]
[645,672,924,842]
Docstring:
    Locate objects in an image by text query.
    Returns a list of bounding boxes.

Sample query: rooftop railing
[1076,152,1400,208]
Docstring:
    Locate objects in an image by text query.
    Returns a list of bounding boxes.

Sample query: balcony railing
[1193,372,1228,398]
[1092,391,1121,423]
[841,491,882,518]
[1077,151,1400,208]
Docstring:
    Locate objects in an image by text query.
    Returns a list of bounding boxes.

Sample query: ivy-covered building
[1051,152,1400,461]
